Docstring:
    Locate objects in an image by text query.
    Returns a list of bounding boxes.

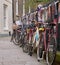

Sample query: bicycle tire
[46,37,57,65]
[13,36,20,45]
[39,34,44,58]
[23,44,28,53]
[28,44,33,56]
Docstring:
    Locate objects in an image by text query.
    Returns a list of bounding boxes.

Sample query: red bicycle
[38,22,57,65]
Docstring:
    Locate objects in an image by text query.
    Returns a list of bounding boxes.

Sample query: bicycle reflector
[39,28,45,31]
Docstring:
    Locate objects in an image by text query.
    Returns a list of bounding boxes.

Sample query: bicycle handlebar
[38,22,56,26]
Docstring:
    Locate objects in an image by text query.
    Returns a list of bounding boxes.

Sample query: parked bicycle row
[11,0,60,65]
[11,20,57,65]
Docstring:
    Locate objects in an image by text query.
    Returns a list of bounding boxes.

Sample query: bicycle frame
[42,23,57,65]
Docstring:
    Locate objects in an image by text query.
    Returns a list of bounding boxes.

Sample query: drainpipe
[23,0,25,16]
[29,5,31,13]
[12,0,14,23]
[28,0,31,13]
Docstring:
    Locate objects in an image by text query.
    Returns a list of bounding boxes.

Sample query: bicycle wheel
[23,44,29,53]
[46,37,57,65]
[13,32,20,45]
[28,43,33,56]
[39,34,44,58]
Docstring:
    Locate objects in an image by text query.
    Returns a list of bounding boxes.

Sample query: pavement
[0,37,46,65]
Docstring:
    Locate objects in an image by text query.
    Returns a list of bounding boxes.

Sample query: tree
[25,0,38,13]
[25,0,51,13]
[25,0,36,13]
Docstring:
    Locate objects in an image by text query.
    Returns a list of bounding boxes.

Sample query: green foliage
[25,0,36,13]
[25,0,51,13]
[34,0,50,3]
[56,52,60,62]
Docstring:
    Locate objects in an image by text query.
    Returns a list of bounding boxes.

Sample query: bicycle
[45,23,57,65]
[12,28,21,45]
[23,24,36,55]
[22,26,30,53]
[38,22,57,65]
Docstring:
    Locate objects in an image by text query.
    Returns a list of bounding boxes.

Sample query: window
[3,4,8,30]
[4,4,7,27]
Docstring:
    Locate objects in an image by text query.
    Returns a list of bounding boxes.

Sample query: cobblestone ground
[0,37,46,65]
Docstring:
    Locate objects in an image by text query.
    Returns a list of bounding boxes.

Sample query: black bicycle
[13,29,21,45]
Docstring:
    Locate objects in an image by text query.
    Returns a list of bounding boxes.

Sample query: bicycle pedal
[38,59,40,62]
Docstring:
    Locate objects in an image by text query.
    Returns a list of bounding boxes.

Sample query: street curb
[0,34,10,37]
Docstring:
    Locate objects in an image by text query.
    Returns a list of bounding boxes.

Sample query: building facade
[13,0,35,21]
[13,0,23,21]
[0,0,12,35]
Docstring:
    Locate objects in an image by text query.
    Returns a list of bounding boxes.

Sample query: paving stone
[0,37,45,65]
